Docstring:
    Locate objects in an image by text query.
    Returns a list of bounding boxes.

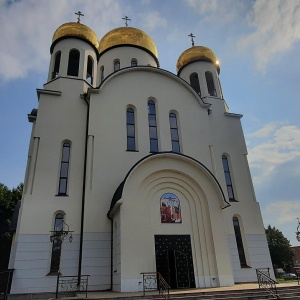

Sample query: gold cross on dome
[188,33,196,47]
[122,16,131,27]
[75,11,84,23]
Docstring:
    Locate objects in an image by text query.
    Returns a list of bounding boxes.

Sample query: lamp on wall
[50,220,73,244]
[296,218,300,242]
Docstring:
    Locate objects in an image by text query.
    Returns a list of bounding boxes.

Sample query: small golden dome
[176,46,219,73]
[99,27,158,60]
[51,22,99,52]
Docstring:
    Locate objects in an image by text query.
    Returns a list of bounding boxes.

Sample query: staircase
[74,285,300,300]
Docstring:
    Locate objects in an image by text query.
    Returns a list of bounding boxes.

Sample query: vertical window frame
[205,71,217,97]
[58,142,71,196]
[169,112,180,153]
[52,51,61,79]
[190,72,201,95]
[233,216,248,268]
[49,212,65,273]
[131,59,138,67]
[222,155,236,201]
[114,59,120,72]
[100,66,104,83]
[148,100,159,153]
[126,107,136,151]
[86,55,94,85]
[67,49,80,77]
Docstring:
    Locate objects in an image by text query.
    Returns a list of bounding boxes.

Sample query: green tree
[265,225,294,270]
[0,183,23,269]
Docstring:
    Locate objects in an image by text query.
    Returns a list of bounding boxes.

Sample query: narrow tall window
[114,59,120,71]
[148,100,158,152]
[169,113,180,153]
[233,217,248,267]
[52,51,61,79]
[50,213,64,273]
[86,55,93,84]
[67,49,80,77]
[222,155,235,201]
[190,72,201,95]
[126,108,136,151]
[58,142,71,195]
[100,66,104,82]
[131,59,138,67]
[205,71,216,96]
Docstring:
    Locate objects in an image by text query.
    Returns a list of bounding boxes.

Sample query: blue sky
[1,0,300,245]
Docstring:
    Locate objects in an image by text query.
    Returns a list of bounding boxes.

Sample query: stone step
[74,286,300,300]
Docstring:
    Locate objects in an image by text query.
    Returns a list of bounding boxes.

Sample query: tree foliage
[265,225,295,270]
[0,183,23,269]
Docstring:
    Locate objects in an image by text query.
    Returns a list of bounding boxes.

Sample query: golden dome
[99,27,158,59]
[176,46,219,73]
[51,22,99,53]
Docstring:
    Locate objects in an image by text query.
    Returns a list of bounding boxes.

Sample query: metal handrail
[141,272,170,299]
[55,273,90,299]
[256,268,280,299]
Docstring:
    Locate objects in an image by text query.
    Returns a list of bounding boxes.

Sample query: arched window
[233,216,248,267]
[205,71,216,96]
[114,59,120,71]
[50,213,64,273]
[190,72,201,95]
[67,49,80,77]
[169,113,180,153]
[126,108,136,151]
[222,155,235,201]
[58,142,71,195]
[86,55,93,84]
[52,51,61,79]
[217,76,223,99]
[148,100,158,152]
[131,59,138,67]
[100,66,104,82]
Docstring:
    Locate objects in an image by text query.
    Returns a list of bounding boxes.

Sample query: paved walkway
[77,281,299,299]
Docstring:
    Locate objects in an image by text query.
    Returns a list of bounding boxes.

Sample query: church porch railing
[256,268,280,299]
[55,272,90,299]
[141,272,170,299]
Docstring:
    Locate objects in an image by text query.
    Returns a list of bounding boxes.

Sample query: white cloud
[184,0,246,23]
[139,11,167,32]
[247,123,300,185]
[238,0,300,73]
[0,0,122,82]
[266,201,300,224]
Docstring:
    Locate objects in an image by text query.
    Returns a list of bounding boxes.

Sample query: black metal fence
[0,269,14,300]
[141,272,170,299]
[256,268,279,299]
[55,273,90,299]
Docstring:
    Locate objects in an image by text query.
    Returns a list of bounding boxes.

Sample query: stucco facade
[8,21,274,295]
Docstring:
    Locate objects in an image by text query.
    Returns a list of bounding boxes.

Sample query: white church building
[8,17,274,295]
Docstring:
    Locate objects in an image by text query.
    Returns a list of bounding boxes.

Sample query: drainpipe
[78,92,89,285]
[107,214,113,291]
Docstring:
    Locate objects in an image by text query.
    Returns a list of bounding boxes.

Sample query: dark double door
[155,235,195,289]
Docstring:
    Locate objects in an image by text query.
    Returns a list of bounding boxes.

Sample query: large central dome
[98,27,158,59]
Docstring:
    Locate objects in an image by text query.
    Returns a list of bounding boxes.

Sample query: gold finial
[122,16,131,27]
[188,33,195,47]
[75,11,84,23]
